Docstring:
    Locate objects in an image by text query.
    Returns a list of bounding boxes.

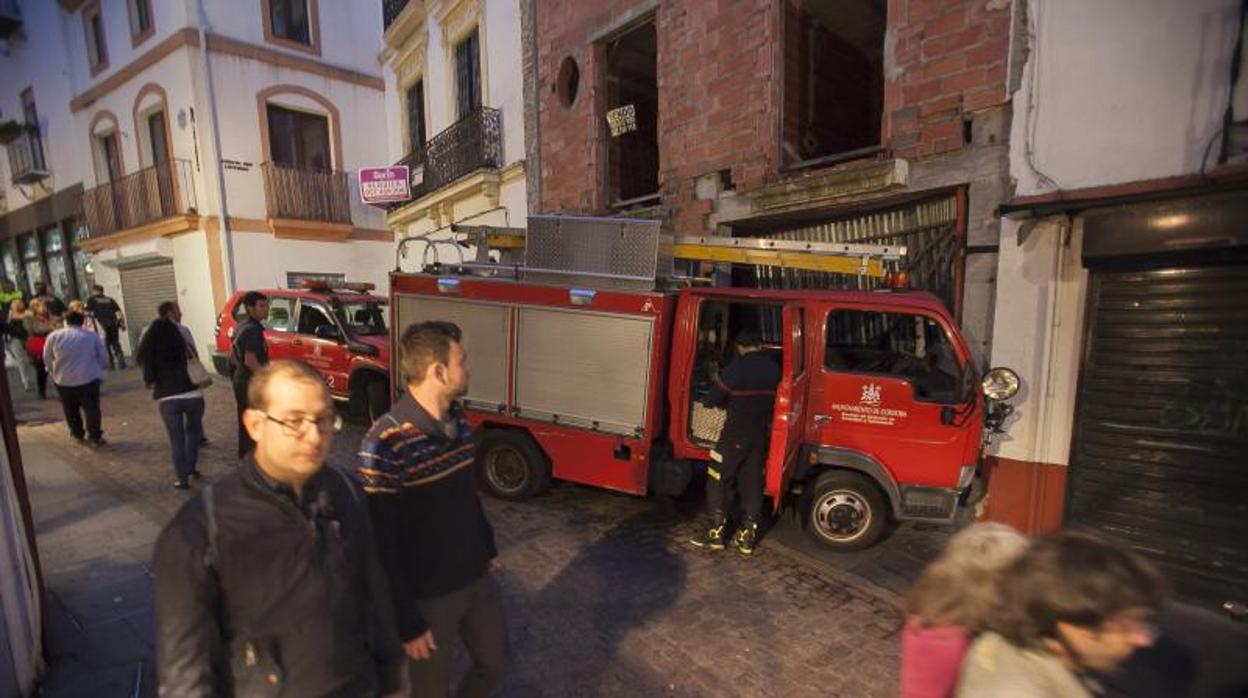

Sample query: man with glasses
[153,360,405,696]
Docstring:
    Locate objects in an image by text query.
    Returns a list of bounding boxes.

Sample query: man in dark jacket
[231,291,269,458]
[85,284,126,370]
[137,301,204,490]
[689,329,780,556]
[359,321,510,698]
[153,360,405,696]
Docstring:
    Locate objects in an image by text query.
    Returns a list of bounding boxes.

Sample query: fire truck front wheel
[478,430,551,500]
[803,471,887,551]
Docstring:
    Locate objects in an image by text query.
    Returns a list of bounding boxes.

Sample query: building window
[454,29,482,120]
[20,88,46,171]
[84,2,109,74]
[604,21,658,207]
[267,105,331,170]
[269,0,311,46]
[782,0,885,166]
[128,0,154,44]
[406,81,427,152]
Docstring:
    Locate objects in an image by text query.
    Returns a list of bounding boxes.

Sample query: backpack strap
[202,483,218,569]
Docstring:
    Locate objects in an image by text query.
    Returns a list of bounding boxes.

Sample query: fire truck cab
[390,217,1017,550]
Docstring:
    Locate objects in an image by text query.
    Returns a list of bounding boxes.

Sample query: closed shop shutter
[119,261,177,349]
[1067,262,1248,609]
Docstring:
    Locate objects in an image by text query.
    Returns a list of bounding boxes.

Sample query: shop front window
[72,224,94,298]
[42,227,71,301]
[21,235,44,294]
[1,241,23,292]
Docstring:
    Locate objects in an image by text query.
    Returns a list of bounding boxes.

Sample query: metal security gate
[119,261,177,349]
[738,195,962,312]
[1066,262,1248,609]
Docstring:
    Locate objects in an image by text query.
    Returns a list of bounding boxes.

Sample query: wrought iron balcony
[383,0,411,29]
[395,106,503,204]
[81,159,197,237]
[7,131,48,185]
[261,162,352,223]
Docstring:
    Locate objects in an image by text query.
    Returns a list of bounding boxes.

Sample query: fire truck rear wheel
[803,471,886,551]
[478,430,550,500]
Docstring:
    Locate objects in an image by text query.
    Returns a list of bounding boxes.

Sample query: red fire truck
[389,217,1018,550]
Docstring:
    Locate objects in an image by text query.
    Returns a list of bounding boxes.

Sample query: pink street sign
[358,166,411,205]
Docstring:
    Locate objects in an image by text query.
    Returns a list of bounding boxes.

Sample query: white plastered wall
[230,232,395,293]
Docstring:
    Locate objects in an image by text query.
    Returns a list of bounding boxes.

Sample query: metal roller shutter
[1067,263,1248,610]
[119,261,177,349]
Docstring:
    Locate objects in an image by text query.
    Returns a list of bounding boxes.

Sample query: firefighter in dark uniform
[231,291,270,459]
[690,330,780,556]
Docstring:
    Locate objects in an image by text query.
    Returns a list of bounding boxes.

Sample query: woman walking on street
[6,299,34,392]
[137,301,204,490]
[900,523,1029,698]
[23,298,57,399]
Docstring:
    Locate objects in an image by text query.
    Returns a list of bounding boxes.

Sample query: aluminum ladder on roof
[672,235,907,278]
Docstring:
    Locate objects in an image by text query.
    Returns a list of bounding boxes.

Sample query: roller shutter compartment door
[119,261,177,350]
[1066,263,1248,610]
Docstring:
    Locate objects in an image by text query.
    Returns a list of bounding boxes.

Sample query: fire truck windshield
[335,301,388,336]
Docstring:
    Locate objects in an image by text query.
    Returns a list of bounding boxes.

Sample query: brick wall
[535,0,779,234]
[532,0,1011,234]
[886,0,1012,158]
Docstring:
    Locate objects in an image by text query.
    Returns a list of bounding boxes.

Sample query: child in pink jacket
[900,523,1028,698]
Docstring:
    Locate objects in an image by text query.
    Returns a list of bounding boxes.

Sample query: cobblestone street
[16,366,945,696]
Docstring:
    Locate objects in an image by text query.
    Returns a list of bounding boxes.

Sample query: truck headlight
[982,367,1020,401]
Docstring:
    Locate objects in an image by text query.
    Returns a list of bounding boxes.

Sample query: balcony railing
[383,0,411,29]
[261,162,352,224]
[396,106,503,204]
[7,131,48,185]
[81,159,196,237]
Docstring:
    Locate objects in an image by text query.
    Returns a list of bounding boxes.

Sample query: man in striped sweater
[358,321,510,698]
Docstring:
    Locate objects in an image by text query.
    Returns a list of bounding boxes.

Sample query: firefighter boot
[689,516,728,551]
[733,519,759,556]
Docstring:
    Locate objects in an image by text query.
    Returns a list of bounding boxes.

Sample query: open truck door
[764,304,810,512]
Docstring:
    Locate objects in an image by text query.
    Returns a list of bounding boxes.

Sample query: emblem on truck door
[860,383,882,407]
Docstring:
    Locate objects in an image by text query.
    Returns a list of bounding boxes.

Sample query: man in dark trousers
[689,329,780,556]
[231,291,269,458]
[85,284,127,369]
[358,321,510,698]
[153,360,405,696]
[43,310,110,447]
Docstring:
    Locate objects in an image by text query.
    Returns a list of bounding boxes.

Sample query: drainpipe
[194,0,237,294]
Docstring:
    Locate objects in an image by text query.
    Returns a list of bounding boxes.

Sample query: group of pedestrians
[901,523,1248,697]
[2,281,127,399]
[153,319,509,697]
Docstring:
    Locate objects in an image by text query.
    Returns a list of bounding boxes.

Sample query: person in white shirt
[42,310,109,446]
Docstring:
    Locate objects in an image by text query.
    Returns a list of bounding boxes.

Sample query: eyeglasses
[261,412,342,437]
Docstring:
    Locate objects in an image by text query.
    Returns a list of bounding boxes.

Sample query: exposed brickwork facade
[529,0,1012,236]
[886,0,1013,158]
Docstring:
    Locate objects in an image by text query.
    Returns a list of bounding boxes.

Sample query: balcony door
[100,131,127,231]
[267,105,331,171]
[147,110,175,218]
[20,88,45,171]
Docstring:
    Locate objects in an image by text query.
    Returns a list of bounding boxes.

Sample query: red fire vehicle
[389,218,1018,550]
[213,281,392,420]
